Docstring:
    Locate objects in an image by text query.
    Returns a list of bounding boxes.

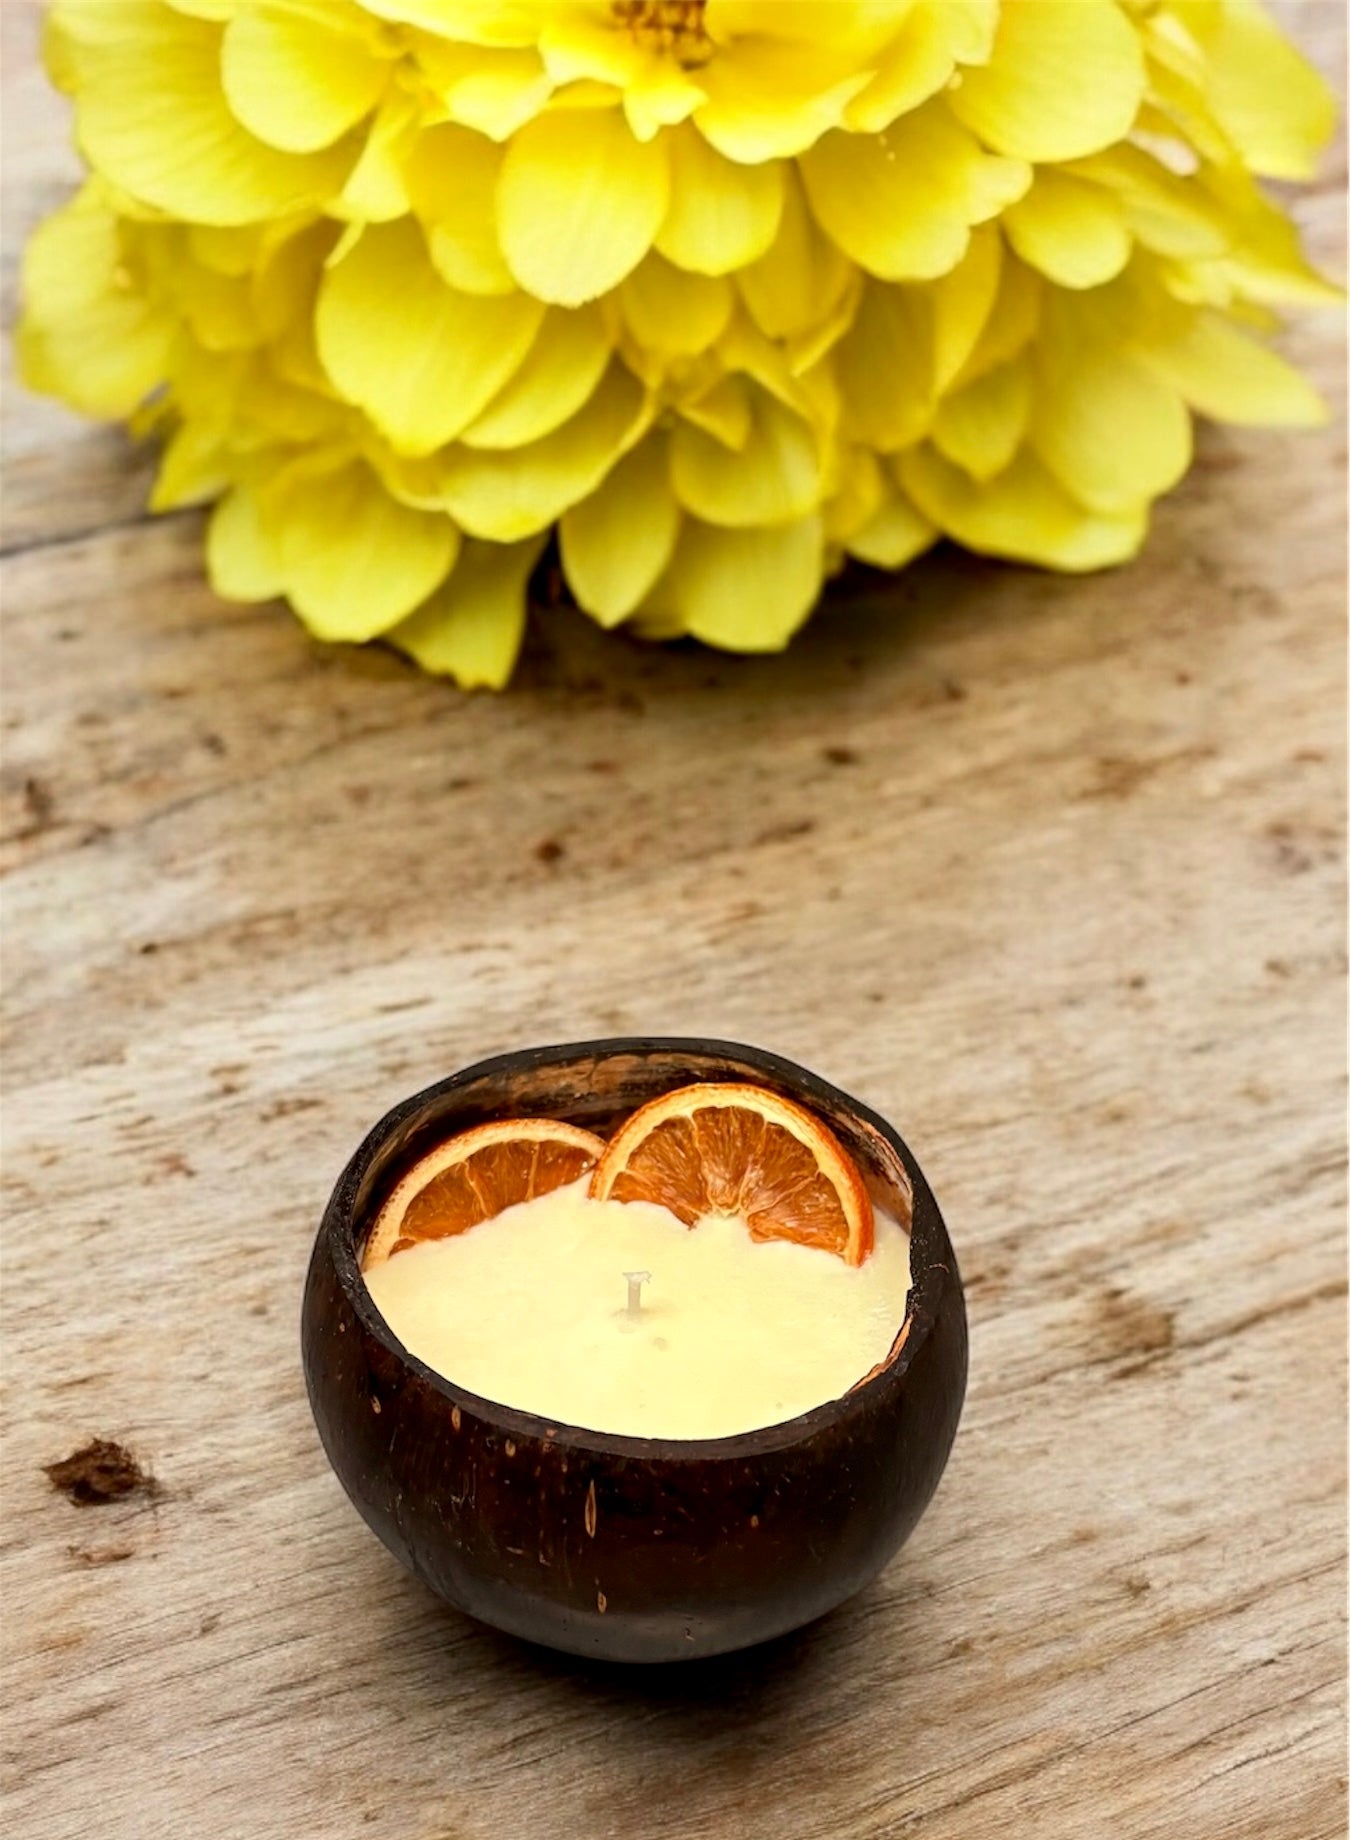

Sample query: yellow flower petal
[950,0,1145,161]
[360,1,541,45]
[188,221,262,276]
[628,605,688,642]
[316,218,544,455]
[844,0,982,134]
[220,4,388,153]
[335,89,418,222]
[792,355,842,437]
[388,535,546,687]
[899,445,1146,570]
[705,2,899,50]
[533,17,701,139]
[1004,171,1131,289]
[1195,162,1341,308]
[16,189,172,419]
[362,434,453,512]
[712,312,817,421]
[185,270,258,351]
[800,106,1029,282]
[206,482,285,602]
[931,356,1030,481]
[786,272,864,375]
[237,364,345,445]
[948,248,1041,389]
[676,374,753,450]
[20,180,127,316]
[736,169,851,342]
[267,459,460,640]
[693,41,871,163]
[1136,310,1327,428]
[835,283,933,451]
[439,362,650,540]
[170,343,250,426]
[1067,145,1228,262]
[671,388,822,527]
[459,304,612,449]
[1174,0,1336,180]
[621,254,734,356]
[56,1,355,223]
[845,486,937,569]
[560,435,680,627]
[403,124,513,295]
[498,108,669,305]
[926,0,1000,63]
[538,15,647,87]
[824,445,885,543]
[915,223,1000,395]
[167,243,259,350]
[164,1,243,19]
[654,126,784,275]
[251,223,339,400]
[1030,298,1192,512]
[405,28,552,137]
[1137,28,1232,169]
[15,305,169,423]
[443,49,553,140]
[150,422,231,511]
[646,513,826,652]
[624,68,706,143]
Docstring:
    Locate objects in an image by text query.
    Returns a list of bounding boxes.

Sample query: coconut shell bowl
[302,1038,967,1664]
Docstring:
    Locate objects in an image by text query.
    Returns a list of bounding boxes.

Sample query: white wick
[623,1270,651,1320]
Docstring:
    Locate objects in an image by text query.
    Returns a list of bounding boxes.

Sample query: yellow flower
[19,0,1337,687]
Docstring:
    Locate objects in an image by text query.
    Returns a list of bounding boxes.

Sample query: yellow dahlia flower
[18,0,1337,686]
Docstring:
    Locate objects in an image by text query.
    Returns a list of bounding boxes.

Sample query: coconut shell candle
[303,1040,966,1663]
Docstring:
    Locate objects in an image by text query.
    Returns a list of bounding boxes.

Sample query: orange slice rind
[589,1081,873,1266]
[362,1118,606,1270]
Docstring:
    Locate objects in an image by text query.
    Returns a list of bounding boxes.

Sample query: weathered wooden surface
[2,4,1345,1837]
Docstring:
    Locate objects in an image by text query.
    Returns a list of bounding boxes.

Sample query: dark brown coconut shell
[302,1039,967,1663]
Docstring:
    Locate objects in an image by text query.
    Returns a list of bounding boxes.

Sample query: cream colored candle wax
[362,1178,911,1440]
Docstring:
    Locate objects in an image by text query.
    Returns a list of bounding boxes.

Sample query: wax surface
[363,1179,912,1439]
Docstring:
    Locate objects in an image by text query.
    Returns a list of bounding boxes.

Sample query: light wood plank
[2,6,1344,1838]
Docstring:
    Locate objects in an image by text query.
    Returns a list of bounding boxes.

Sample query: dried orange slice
[590,1082,873,1266]
[362,1118,606,1269]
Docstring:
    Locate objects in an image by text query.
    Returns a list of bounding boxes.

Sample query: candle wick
[623,1270,651,1319]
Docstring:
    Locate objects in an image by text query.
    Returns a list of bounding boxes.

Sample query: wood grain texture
[1,4,1344,1836]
